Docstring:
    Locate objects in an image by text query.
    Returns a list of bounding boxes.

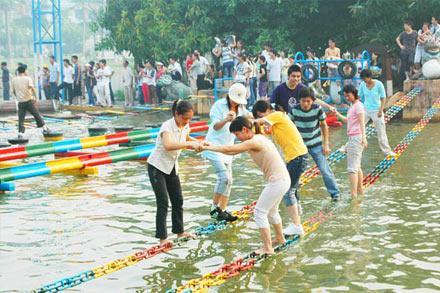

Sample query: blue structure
[294,50,371,81]
[32,0,64,102]
[213,50,371,101]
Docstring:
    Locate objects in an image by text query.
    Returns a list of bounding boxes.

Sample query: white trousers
[97,83,111,107]
[364,109,392,155]
[254,177,291,229]
[124,85,134,105]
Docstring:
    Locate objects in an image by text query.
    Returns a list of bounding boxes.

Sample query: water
[1,113,439,292]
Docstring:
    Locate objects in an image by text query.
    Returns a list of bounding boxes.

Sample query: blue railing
[294,50,371,81]
[214,78,233,101]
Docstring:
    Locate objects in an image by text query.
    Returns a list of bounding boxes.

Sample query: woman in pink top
[335,84,367,197]
[202,116,290,255]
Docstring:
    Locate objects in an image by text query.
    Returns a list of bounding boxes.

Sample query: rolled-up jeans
[308,145,340,198]
[209,159,232,197]
[283,154,309,207]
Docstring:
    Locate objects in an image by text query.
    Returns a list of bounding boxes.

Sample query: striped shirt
[291,104,326,149]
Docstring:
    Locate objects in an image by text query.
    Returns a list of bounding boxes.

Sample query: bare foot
[177,232,196,240]
[159,238,173,246]
[272,238,286,246]
[254,247,275,255]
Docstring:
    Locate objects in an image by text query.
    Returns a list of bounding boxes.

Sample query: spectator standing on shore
[48,56,60,100]
[41,65,50,100]
[58,59,74,104]
[186,54,196,94]
[258,55,268,100]
[415,23,432,71]
[280,49,290,83]
[431,16,440,38]
[122,60,134,106]
[71,56,82,105]
[96,59,112,107]
[145,61,158,104]
[324,38,341,78]
[85,62,96,106]
[136,64,145,105]
[1,62,10,100]
[267,49,285,96]
[262,42,271,62]
[396,21,418,81]
[212,37,236,88]
[166,57,183,81]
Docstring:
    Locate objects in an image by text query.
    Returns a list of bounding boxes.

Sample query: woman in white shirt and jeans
[147,100,208,246]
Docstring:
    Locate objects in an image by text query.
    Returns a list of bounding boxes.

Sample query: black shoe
[43,128,52,135]
[210,207,238,222]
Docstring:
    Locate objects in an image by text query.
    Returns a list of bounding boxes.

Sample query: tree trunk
[4,6,13,64]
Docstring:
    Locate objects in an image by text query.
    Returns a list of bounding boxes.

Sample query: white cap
[156,62,163,66]
[85,63,91,67]
[228,83,247,105]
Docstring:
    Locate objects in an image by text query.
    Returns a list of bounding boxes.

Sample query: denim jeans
[283,154,309,207]
[308,145,340,198]
[248,77,256,107]
[137,85,145,105]
[222,61,234,78]
[3,82,10,100]
[209,159,232,196]
[86,85,95,105]
[50,82,59,100]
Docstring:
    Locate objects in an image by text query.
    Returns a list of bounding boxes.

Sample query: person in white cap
[202,83,252,222]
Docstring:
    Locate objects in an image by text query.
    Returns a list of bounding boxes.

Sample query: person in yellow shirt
[253,100,308,235]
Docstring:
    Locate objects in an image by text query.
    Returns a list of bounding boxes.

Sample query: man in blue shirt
[270,64,335,113]
[48,56,60,100]
[358,69,395,156]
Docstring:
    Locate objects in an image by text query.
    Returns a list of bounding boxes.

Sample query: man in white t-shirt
[267,49,285,96]
[166,57,183,81]
[121,60,134,106]
[194,50,209,75]
[96,59,112,107]
[262,42,271,62]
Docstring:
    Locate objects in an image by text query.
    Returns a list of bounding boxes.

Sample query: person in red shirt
[156,62,165,80]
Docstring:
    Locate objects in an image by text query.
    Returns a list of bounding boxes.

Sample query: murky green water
[0,112,439,292]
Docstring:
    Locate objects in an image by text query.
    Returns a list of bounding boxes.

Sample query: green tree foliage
[94,0,440,62]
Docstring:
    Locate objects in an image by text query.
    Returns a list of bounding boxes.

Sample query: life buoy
[337,60,357,79]
[301,64,318,83]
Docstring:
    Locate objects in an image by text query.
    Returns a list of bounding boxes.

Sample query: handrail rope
[299,86,423,187]
[167,97,438,293]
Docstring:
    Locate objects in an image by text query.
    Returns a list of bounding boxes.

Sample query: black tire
[301,64,318,83]
[338,60,357,79]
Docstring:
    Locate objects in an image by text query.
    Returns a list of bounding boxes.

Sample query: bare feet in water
[272,238,286,246]
[254,247,275,255]
[159,238,173,246]
[177,232,196,240]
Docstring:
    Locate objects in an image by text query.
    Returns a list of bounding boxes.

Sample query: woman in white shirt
[57,59,74,104]
[147,100,208,246]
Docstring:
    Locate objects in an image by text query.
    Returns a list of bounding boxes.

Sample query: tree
[93,0,440,62]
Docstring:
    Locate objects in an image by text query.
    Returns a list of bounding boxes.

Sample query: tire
[338,60,357,79]
[301,64,318,83]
